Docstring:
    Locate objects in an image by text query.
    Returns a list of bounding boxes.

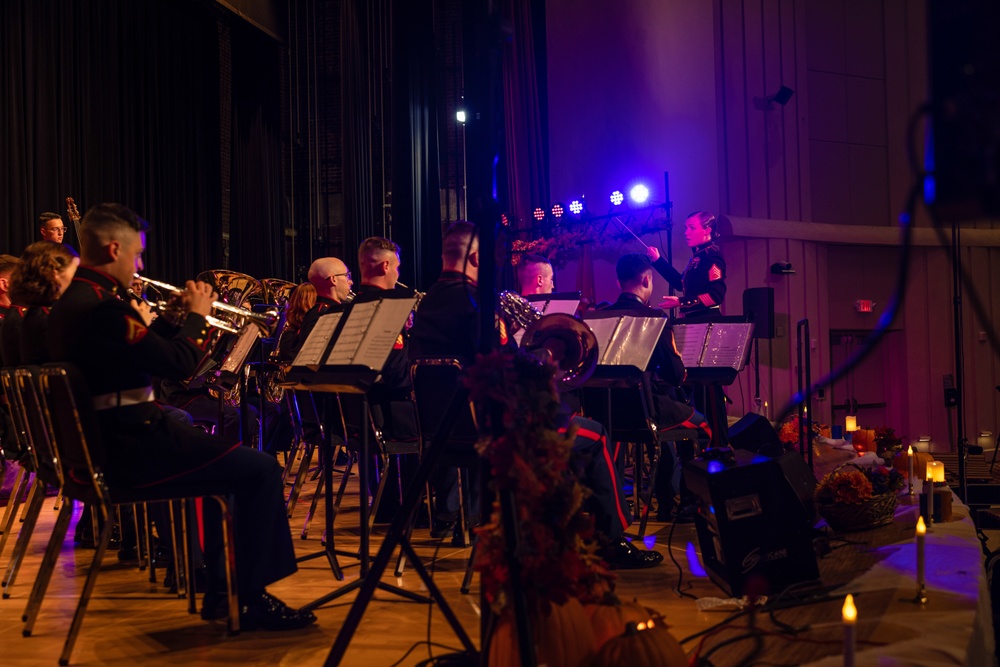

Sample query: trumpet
[132,274,279,334]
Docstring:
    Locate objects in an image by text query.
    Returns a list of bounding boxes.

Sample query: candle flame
[925,461,945,483]
[917,516,926,535]
[843,594,857,623]
[908,445,913,455]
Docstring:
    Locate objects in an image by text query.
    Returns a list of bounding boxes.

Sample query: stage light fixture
[569,199,584,215]
[456,109,467,124]
[551,202,565,218]
[630,184,650,204]
[500,213,511,226]
[533,207,546,222]
[610,190,625,206]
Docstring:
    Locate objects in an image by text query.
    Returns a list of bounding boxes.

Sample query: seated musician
[517,253,555,297]
[46,203,315,630]
[410,222,661,568]
[586,253,714,522]
[295,256,354,348]
[1,242,79,367]
[275,282,316,363]
[0,254,19,323]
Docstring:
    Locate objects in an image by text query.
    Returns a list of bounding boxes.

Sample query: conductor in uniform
[46,203,315,630]
[648,211,726,317]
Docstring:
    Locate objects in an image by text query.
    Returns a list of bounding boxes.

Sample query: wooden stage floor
[0,469,884,667]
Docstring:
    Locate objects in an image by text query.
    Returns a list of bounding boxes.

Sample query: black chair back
[37,363,107,505]
[0,367,34,469]
[9,366,63,488]
[410,358,478,451]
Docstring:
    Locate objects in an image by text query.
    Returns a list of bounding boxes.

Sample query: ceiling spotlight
[456,109,467,124]
[610,190,624,206]
[630,184,650,204]
[551,202,565,218]
[533,207,546,222]
[568,199,584,215]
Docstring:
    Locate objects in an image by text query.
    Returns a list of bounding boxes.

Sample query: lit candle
[916,516,926,594]
[907,445,914,495]
[842,594,857,667]
[845,415,858,432]
[924,461,944,526]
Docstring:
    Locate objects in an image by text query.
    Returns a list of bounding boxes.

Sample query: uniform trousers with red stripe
[654,411,714,517]
[565,416,633,542]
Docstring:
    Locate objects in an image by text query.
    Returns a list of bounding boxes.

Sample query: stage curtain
[500,0,548,229]
[0,0,285,284]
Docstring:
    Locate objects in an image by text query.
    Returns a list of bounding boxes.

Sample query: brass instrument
[132,274,279,334]
[498,291,598,389]
[195,270,264,308]
[395,281,425,310]
[261,278,297,307]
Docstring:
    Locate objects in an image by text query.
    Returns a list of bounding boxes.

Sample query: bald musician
[294,256,354,351]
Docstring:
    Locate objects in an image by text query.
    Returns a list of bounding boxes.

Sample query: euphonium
[132,274,279,334]
[498,291,598,389]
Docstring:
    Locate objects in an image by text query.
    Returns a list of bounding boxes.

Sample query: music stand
[286,296,433,609]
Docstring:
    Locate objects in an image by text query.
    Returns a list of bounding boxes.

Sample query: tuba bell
[499,291,598,389]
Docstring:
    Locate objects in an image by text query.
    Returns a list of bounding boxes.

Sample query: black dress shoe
[604,539,664,570]
[241,592,317,631]
[430,518,457,539]
[201,591,318,631]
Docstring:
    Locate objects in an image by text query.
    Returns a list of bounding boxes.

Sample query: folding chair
[30,364,241,665]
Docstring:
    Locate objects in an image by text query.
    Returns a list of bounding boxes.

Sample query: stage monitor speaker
[729,413,784,457]
[743,287,774,339]
[683,450,820,597]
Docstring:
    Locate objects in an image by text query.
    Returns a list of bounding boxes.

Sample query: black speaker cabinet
[729,413,784,457]
[742,287,774,339]
[683,450,820,597]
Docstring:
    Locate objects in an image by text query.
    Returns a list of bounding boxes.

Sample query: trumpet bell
[521,313,598,390]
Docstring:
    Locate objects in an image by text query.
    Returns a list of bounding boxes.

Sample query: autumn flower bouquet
[815,464,904,531]
[777,415,823,451]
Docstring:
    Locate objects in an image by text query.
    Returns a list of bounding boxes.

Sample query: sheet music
[585,318,620,358]
[220,326,260,373]
[350,299,415,369]
[585,316,665,370]
[673,323,710,367]
[542,299,580,316]
[292,312,343,368]
[326,301,379,366]
[673,322,755,370]
[701,323,755,370]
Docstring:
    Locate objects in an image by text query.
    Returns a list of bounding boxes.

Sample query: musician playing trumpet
[46,203,315,630]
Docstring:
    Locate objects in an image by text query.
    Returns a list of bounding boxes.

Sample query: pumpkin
[585,598,653,649]
[892,449,934,481]
[592,621,687,667]
[487,598,596,667]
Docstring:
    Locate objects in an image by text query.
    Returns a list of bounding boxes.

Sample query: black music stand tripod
[323,387,479,665]
[299,381,431,610]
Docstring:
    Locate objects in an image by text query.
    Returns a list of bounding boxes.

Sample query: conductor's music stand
[286,297,434,609]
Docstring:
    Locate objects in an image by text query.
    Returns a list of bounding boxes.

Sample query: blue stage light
[630,183,649,204]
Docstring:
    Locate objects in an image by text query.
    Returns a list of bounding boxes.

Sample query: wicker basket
[817,492,898,532]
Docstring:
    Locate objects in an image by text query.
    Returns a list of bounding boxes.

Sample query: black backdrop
[1,0,285,284]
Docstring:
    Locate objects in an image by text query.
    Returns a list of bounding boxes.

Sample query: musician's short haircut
[616,252,652,286]
[0,254,20,277]
[441,221,478,265]
[358,237,400,271]
[517,253,550,276]
[39,212,63,226]
[688,210,719,239]
[79,204,149,259]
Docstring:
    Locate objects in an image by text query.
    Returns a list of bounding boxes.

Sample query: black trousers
[98,404,297,601]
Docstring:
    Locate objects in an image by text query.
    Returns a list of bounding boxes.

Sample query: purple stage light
[533,207,545,221]
[569,199,583,215]
[610,190,624,206]
[630,183,649,204]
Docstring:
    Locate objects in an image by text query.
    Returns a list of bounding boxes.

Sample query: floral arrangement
[873,427,905,460]
[816,464,905,505]
[777,415,823,451]
[464,349,614,615]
